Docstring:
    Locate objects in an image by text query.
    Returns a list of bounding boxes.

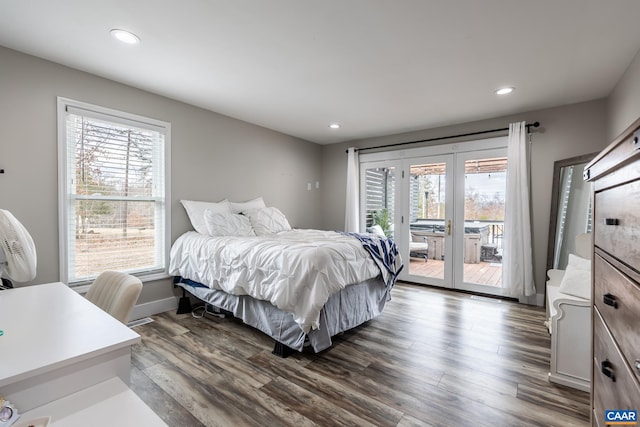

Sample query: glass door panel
[454,150,507,295]
[403,155,453,288]
[361,163,398,239]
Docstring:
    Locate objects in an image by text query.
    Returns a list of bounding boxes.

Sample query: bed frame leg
[272,341,296,358]
[176,288,192,314]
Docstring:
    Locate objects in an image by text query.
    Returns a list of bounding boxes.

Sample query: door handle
[447,220,451,236]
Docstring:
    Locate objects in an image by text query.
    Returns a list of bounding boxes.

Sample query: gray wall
[0,46,322,303]
[607,48,640,141]
[4,41,640,308]
[319,100,609,302]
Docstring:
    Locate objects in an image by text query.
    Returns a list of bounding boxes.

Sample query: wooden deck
[408,258,503,287]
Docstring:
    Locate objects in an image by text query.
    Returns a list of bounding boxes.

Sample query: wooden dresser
[585,117,640,427]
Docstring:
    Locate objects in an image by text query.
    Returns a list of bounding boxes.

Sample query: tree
[75,120,112,235]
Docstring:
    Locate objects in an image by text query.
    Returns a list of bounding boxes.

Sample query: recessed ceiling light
[110,29,140,44]
[329,123,341,129]
[495,87,515,95]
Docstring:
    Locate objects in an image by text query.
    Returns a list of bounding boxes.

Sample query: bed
[169,198,403,356]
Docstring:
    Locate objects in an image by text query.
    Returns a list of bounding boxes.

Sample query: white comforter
[169,229,385,333]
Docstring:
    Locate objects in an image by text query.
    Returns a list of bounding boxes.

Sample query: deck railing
[488,222,504,249]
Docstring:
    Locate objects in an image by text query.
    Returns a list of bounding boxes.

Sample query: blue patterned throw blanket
[341,232,404,296]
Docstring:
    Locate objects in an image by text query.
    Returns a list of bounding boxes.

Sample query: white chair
[85,271,143,324]
[409,230,429,261]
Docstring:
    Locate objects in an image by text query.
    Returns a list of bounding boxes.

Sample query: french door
[403,154,454,289]
[360,138,509,296]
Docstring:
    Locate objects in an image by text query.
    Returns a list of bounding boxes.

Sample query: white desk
[0,282,141,412]
[17,377,167,427]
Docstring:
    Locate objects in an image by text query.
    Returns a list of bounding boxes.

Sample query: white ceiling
[2,1,640,144]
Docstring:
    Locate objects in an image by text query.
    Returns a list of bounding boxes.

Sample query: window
[58,98,170,286]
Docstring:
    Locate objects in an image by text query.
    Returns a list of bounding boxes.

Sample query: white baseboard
[129,296,178,321]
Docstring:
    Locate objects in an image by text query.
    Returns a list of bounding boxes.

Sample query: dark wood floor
[129,282,590,427]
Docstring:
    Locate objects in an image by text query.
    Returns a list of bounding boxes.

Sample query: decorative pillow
[567,253,591,271]
[229,196,266,214]
[180,199,232,234]
[203,210,255,237]
[368,224,386,237]
[244,207,292,235]
[558,254,591,299]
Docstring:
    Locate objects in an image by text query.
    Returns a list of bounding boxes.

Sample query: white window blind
[58,98,171,286]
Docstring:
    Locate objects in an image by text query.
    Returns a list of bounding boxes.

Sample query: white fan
[0,209,37,288]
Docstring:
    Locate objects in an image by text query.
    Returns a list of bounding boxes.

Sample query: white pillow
[180,199,232,234]
[567,253,591,271]
[204,210,255,237]
[244,207,292,235]
[369,224,386,237]
[558,254,592,299]
[230,196,266,214]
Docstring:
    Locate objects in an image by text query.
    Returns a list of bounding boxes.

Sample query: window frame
[57,97,171,288]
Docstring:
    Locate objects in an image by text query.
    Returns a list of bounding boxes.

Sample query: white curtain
[503,122,536,297]
[345,147,360,232]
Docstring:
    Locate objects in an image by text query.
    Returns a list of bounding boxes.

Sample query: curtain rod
[346,121,540,153]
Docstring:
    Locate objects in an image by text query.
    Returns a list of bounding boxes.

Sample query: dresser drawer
[595,179,640,270]
[592,310,640,415]
[586,125,640,183]
[594,255,640,383]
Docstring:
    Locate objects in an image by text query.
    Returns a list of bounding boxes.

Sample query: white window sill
[70,271,171,295]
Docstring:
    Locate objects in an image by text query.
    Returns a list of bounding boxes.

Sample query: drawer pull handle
[601,360,616,382]
[603,293,619,309]
[604,218,620,226]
